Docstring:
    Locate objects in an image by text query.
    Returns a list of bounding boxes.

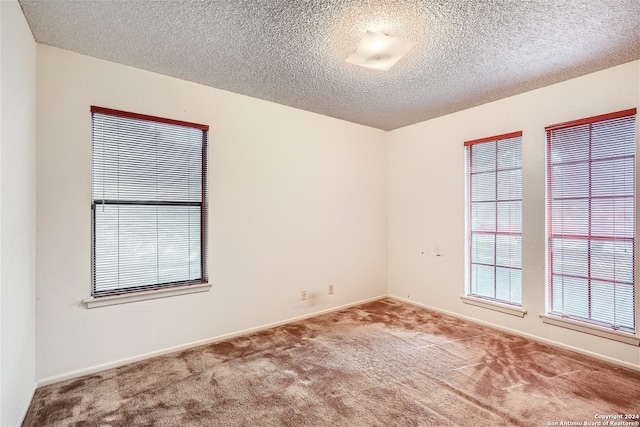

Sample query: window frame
[545,108,637,335]
[88,106,209,305]
[464,131,524,311]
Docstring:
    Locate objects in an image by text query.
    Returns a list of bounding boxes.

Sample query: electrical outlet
[301,290,308,301]
[328,284,334,295]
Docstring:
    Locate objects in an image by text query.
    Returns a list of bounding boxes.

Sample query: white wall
[36,45,388,382]
[388,61,640,368]
[0,1,38,425]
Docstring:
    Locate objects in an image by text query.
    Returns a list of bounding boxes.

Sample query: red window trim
[546,109,636,332]
[91,105,209,131]
[545,108,636,132]
[464,131,522,147]
[91,106,209,297]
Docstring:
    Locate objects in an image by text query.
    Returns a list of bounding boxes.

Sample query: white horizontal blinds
[92,106,208,296]
[547,109,636,333]
[466,132,523,306]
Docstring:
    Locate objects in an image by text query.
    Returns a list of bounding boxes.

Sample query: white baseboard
[15,383,36,427]
[37,294,387,388]
[388,294,640,373]
[39,293,637,388]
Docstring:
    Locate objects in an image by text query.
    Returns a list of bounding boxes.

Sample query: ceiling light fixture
[345,31,415,71]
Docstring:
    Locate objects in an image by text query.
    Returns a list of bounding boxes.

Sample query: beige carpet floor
[23,298,640,426]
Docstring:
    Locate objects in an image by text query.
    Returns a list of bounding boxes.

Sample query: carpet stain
[31,397,82,425]
[58,379,87,395]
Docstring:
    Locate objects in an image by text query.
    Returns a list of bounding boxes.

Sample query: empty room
[2,0,640,425]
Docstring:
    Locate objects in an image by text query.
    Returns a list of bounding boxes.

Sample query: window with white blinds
[547,109,636,333]
[466,131,523,306]
[91,106,208,297]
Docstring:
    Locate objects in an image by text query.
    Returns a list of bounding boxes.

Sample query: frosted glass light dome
[345,31,415,71]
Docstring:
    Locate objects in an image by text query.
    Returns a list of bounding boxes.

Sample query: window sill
[540,314,640,346]
[461,296,527,317]
[83,283,212,308]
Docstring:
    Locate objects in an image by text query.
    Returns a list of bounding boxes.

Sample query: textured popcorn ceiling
[19,0,640,130]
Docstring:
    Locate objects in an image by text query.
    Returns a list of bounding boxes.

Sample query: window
[546,109,636,333]
[91,106,208,297]
[465,131,523,306]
